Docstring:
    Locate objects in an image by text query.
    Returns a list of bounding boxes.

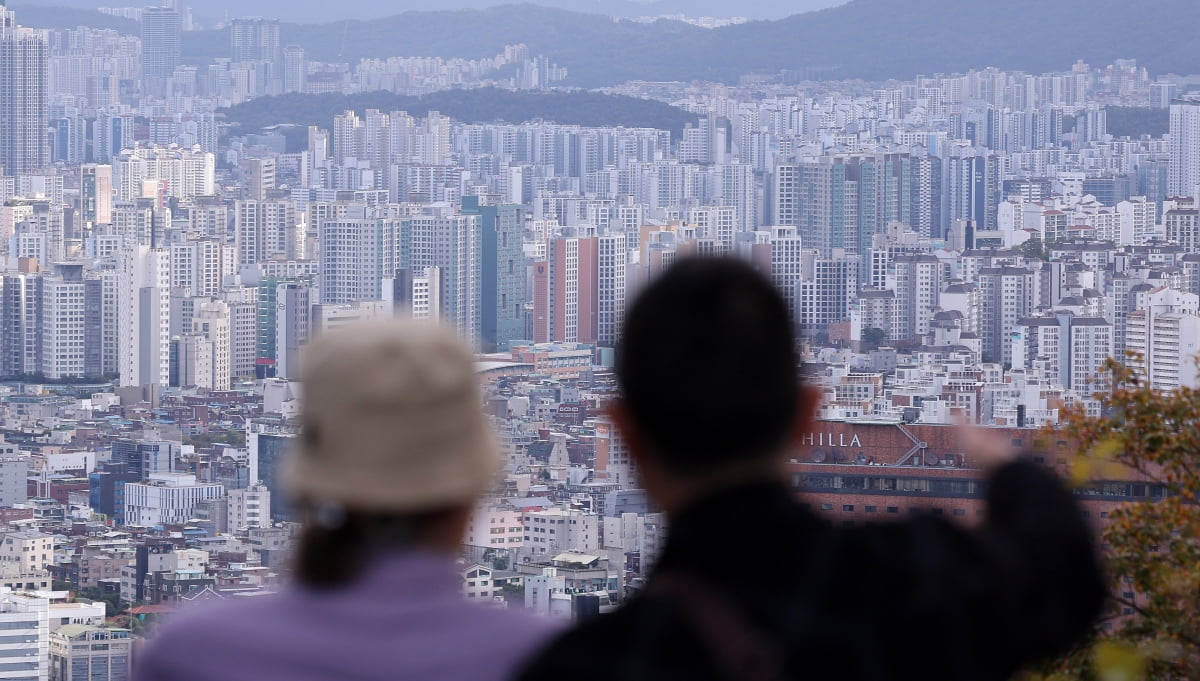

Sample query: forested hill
[219,89,700,139]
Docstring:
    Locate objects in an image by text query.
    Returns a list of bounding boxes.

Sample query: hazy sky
[32,0,851,23]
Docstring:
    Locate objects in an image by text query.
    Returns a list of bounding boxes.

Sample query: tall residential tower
[0,7,48,174]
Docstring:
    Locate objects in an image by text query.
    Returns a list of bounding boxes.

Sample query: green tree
[1036,357,1200,678]
[78,587,123,618]
[861,327,888,351]
[1017,236,1048,262]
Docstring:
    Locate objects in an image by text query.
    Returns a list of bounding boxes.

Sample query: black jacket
[516,461,1105,681]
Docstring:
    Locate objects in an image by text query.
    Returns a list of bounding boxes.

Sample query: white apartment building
[0,587,49,681]
[227,484,270,531]
[768,226,804,318]
[175,335,213,390]
[1127,289,1200,391]
[117,246,170,389]
[466,503,524,549]
[687,206,735,252]
[113,145,214,202]
[234,200,300,266]
[410,267,442,322]
[460,564,500,602]
[1169,98,1200,197]
[317,206,399,305]
[978,266,1035,366]
[185,300,231,391]
[1165,204,1200,251]
[0,533,53,576]
[596,234,626,347]
[523,508,599,556]
[38,271,85,381]
[169,240,229,298]
[406,210,481,346]
[1065,317,1113,392]
[226,298,258,379]
[889,254,943,344]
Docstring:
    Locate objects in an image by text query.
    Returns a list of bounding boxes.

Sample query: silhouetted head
[612,256,812,509]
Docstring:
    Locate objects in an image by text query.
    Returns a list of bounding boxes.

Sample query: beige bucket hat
[284,319,500,512]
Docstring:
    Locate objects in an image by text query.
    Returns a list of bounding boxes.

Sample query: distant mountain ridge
[274,0,1200,86]
[17,1,1200,87]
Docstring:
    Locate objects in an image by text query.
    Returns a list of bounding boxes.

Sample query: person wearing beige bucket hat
[285,318,501,513]
[133,319,561,681]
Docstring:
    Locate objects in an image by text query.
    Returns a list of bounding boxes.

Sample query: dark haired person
[517,257,1104,681]
[133,320,559,681]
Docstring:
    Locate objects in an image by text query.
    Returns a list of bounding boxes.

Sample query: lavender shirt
[133,552,562,681]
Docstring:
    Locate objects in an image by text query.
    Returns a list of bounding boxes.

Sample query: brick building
[790,421,1156,529]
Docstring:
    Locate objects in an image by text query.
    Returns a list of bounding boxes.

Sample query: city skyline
[0,2,1191,678]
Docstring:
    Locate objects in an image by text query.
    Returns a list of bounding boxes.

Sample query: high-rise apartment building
[189,300,231,391]
[945,151,1003,232]
[234,200,298,265]
[242,157,276,201]
[91,113,132,164]
[0,272,40,378]
[318,206,399,305]
[688,206,736,252]
[534,231,596,344]
[889,254,943,345]
[39,264,87,381]
[80,165,113,227]
[140,7,181,96]
[1126,288,1200,391]
[463,197,525,352]
[1063,316,1112,392]
[117,246,170,389]
[231,18,281,64]
[1169,98,1200,197]
[0,265,113,381]
[767,226,804,320]
[773,154,914,260]
[114,145,215,202]
[799,252,858,338]
[403,209,482,346]
[0,8,48,175]
[282,45,306,94]
[175,240,234,299]
[979,265,1035,366]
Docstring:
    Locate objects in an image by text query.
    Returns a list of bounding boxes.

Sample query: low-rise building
[48,625,131,681]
